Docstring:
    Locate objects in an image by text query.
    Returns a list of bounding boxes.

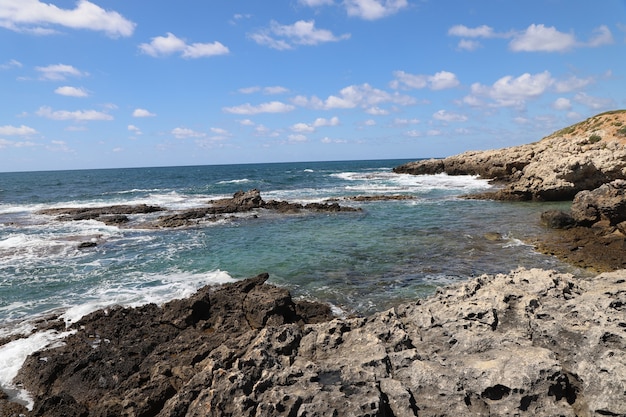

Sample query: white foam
[216,178,251,185]
[60,269,235,325]
[0,329,75,410]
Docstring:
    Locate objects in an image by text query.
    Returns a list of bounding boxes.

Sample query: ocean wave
[216,178,251,185]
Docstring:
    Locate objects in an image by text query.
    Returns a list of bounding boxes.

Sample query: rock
[540,210,576,229]
[395,111,626,201]
[209,189,264,213]
[571,179,626,226]
[77,241,97,249]
[10,269,626,416]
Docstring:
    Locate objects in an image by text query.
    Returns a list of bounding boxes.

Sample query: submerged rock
[8,268,626,416]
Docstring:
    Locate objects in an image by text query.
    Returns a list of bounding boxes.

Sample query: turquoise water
[0,159,579,327]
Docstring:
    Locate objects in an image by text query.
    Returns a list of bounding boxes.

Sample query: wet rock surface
[36,189,361,229]
[5,268,625,416]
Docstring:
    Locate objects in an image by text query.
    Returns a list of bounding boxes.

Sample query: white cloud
[128,124,142,135]
[468,71,554,107]
[54,86,88,97]
[132,108,156,118]
[552,98,572,110]
[0,138,36,149]
[313,116,340,127]
[0,59,22,69]
[457,39,482,51]
[364,119,376,126]
[299,0,334,6]
[223,101,296,115]
[0,124,37,135]
[36,106,113,121]
[392,118,419,127]
[573,92,616,110]
[390,70,459,90]
[36,64,86,81]
[290,117,340,134]
[450,23,612,53]
[139,32,229,58]
[239,86,289,95]
[238,119,255,126]
[0,0,135,37]
[554,75,594,93]
[288,134,308,142]
[587,25,613,47]
[448,24,498,38]
[344,0,408,20]
[298,83,415,111]
[509,24,576,52]
[432,110,467,122]
[171,127,206,139]
[249,20,350,50]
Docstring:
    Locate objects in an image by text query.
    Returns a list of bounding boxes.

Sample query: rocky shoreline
[2,111,626,416]
[2,268,624,416]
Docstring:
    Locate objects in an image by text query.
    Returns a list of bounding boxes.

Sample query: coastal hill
[394,110,626,201]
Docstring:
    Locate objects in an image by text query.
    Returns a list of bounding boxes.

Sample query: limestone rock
[395,111,626,201]
[571,179,626,226]
[8,269,626,416]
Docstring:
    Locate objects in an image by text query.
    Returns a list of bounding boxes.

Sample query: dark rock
[10,269,626,416]
[540,210,576,229]
[15,274,333,416]
[77,241,97,249]
[571,179,626,226]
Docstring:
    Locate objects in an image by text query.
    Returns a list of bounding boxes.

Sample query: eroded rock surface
[8,269,626,416]
[395,111,626,201]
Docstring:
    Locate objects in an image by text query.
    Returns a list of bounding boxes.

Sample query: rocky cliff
[395,110,626,201]
[2,268,625,417]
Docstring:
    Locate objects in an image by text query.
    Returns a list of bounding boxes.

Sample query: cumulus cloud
[171,127,206,139]
[554,75,594,93]
[36,64,86,81]
[54,86,88,97]
[432,110,467,122]
[390,70,460,90]
[36,106,113,121]
[291,116,340,133]
[223,101,296,115]
[467,71,554,107]
[509,24,577,52]
[139,32,229,58]
[299,0,334,5]
[552,98,572,111]
[0,0,135,37]
[449,23,613,53]
[296,83,415,112]
[0,124,37,135]
[0,138,36,149]
[132,108,156,118]
[344,0,408,20]
[249,20,350,50]
[128,124,142,135]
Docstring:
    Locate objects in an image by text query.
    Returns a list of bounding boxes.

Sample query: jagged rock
[395,111,626,201]
[9,269,626,416]
[571,179,626,226]
[38,204,164,220]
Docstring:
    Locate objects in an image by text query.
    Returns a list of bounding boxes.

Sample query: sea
[0,159,584,406]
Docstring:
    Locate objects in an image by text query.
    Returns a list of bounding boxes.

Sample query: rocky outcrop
[395,110,626,201]
[571,179,626,226]
[7,268,625,416]
[38,189,361,229]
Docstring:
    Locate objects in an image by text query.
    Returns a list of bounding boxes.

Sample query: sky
[1,0,625,172]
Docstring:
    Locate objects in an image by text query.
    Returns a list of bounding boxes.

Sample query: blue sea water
[0,159,587,406]
[0,159,580,326]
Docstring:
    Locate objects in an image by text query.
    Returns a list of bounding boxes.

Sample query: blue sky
[1,0,625,171]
